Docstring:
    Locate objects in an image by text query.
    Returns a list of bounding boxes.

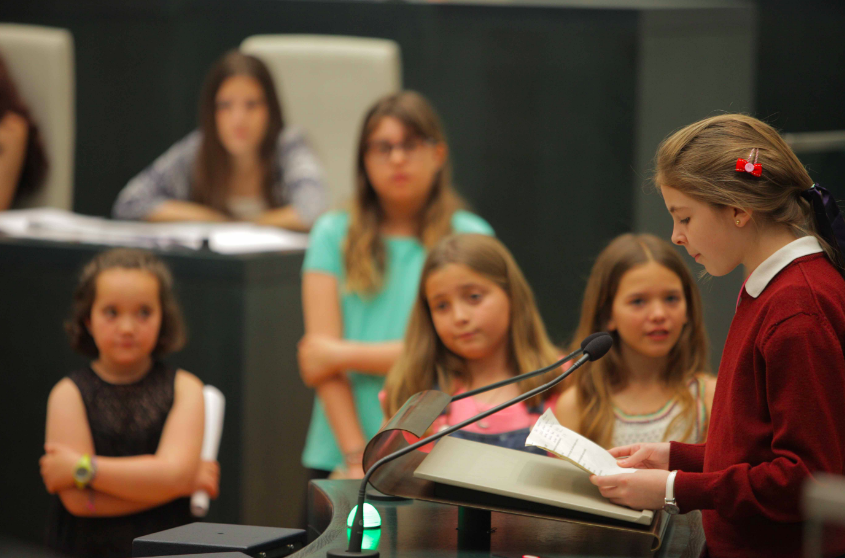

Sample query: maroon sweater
[669,253,845,558]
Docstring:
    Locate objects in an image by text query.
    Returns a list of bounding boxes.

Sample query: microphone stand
[328,333,612,558]
[451,331,606,402]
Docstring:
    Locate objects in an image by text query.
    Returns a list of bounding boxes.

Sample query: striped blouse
[610,376,708,448]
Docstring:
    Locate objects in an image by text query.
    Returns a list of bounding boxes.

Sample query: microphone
[328,332,613,557]
[451,332,608,402]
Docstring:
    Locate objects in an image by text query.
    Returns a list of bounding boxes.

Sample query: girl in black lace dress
[39,249,220,558]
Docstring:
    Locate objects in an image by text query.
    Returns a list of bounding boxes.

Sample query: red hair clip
[736,148,762,177]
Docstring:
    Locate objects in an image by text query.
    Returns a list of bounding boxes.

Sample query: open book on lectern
[413,409,653,526]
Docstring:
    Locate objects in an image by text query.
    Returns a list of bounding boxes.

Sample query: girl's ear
[606,316,616,332]
[732,206,752,228]
[433,141,448,172]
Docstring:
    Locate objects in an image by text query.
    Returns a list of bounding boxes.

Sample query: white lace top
[610,376,708,448]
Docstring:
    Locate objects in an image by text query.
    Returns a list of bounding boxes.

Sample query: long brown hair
[655,113,844,272]
[569,234,710,448]
[0,53,48,202]
[65,249,186,358]
[382,234,562,417]
[193,51,284,213]
[345,91,463,294]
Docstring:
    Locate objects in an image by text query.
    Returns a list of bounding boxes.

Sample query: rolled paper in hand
[191,490,210,516]
[191,385,225,517]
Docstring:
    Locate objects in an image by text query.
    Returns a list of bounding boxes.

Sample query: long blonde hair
[570,234,710,448]
[382,234,562,417]
[344,91,464,294]
[655,113,845,272]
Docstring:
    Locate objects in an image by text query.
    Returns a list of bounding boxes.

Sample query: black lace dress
[45,361,192,558]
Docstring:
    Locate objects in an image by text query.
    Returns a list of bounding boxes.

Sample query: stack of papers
[0,208,309,254]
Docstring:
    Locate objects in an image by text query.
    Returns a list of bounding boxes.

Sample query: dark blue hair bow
[800,184,845,256]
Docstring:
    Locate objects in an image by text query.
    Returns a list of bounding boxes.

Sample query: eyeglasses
[365,137,436,163]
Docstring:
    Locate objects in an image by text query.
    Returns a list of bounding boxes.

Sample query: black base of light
[326,549,379,557]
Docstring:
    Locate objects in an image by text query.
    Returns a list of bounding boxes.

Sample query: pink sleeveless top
[431,386,559,434]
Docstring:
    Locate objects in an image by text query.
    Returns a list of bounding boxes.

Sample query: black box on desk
[133,522,306,557]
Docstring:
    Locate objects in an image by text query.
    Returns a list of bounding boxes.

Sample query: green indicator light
[347,527,381,550]
[346,503,382,529]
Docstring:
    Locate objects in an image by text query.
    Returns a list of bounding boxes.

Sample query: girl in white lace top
[555,233,716,448]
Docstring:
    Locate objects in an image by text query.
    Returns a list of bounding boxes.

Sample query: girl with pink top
[381,234,565,452]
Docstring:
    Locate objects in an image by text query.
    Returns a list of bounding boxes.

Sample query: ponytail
[800,184,845,273]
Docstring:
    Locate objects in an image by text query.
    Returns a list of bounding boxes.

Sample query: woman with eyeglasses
[113,51,327,231]
[296,91,493,489]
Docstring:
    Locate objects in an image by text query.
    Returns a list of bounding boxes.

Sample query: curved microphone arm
[451,349,580,402]
[451,331,607,402]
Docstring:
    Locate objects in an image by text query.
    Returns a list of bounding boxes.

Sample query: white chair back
[0,24,74,210]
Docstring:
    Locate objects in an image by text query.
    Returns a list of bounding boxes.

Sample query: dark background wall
[1,0,844,549]
[756,0,845,192]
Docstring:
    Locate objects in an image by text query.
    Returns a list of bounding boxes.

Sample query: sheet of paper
[208,226,308,253]
[192,385,226,517]
[0,208,206,248]
[526,409,637,476]
[0,208,309,253]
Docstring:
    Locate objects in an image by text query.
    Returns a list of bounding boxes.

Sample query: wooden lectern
[361,390,674,556]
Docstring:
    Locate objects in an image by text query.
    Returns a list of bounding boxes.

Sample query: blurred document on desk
[0,208,308,253]
[208,226,308,253]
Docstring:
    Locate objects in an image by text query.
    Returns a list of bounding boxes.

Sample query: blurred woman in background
[113,50,327,231]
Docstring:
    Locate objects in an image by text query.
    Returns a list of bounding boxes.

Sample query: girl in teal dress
[297,91,493,481]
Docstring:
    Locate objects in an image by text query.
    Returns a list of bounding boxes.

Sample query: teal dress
[301,210,494,471]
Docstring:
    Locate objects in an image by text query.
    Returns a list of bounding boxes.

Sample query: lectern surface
[303,480,705,558]
[415,436,653,525]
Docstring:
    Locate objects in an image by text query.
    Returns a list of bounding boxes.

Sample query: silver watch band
[665,470,678,502]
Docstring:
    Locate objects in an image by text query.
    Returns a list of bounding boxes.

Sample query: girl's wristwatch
[73,454,97,490]
[663,470,680,515]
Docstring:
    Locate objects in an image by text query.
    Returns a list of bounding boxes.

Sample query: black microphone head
[584,332,613,361]
[580,332,606,351]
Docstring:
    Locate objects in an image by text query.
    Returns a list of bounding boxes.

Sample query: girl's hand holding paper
[589,469,670,510]
[609,442,671,470]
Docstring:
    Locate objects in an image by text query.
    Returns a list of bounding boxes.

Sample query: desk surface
[0,236,305,279]
[302,480,705,558]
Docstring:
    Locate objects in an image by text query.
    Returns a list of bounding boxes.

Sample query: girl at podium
[40,249,219,558]
[297,92,493,485]
[591,114,845,558]
[382,233,563,454]
[553,233,716,449]
[112,51,327,231]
